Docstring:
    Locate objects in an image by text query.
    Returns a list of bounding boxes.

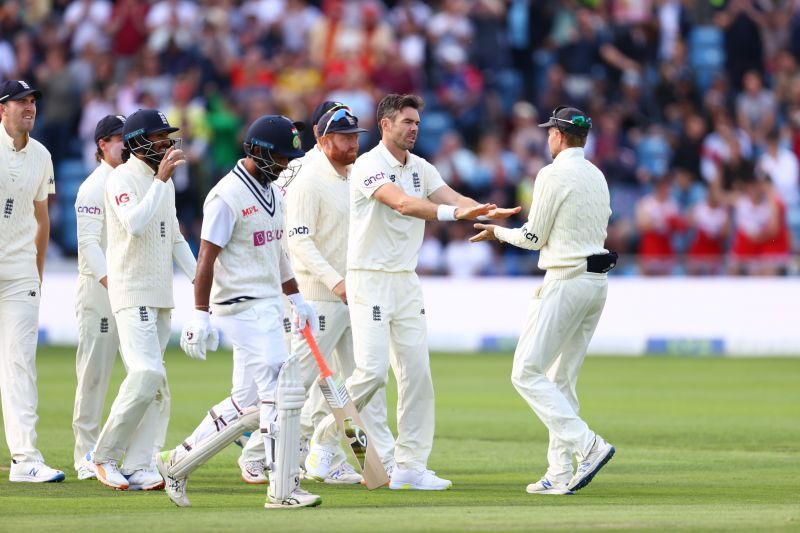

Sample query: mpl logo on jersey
[252,229,284,246]
[242,205,258,217]
[77,205,102,215]
[115,193,130,206]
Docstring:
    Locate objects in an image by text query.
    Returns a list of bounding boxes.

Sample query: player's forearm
[495,223,543,250]
[35,222,49,281]
[173,240,197,280]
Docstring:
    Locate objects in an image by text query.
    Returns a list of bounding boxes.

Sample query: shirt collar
[553,147,584,163]
[0,123,28,152]
[235,159,269,191]
[126,154,157,177]
[376,140,408,169]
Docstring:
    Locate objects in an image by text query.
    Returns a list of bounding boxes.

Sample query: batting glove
[180,310,219,361]
[288,292,319,338]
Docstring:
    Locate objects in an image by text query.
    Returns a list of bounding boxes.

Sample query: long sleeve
[75,183,107,281]
[172,215,197,279]
[286,183,343,290]
[495,167,562,250]
[107,176,169,236]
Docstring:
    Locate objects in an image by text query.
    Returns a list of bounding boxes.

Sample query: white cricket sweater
[285,146,349,302]
[495,148,611,281]
[75,160,113,281]
[104,156,196,312]
[0,125,55,281]
[205,161,294,316]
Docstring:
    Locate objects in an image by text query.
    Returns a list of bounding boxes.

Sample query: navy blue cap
[317,108,368,136]
[311,101,350,129]
[539,106,592,136]
[94,115,126,142]
[244,115,305,159]
[0,80,42,103]
[122,109,179,145]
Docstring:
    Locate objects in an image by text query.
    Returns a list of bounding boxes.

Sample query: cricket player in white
[72,115,126,480]
[289,108,396,484]
[0,80,63,483]
[93,108,196,491]
[159,115,321,509]
[472,106,616,495]
[309,94,519,490]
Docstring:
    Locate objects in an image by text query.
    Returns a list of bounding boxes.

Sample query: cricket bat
[302,325,389,490]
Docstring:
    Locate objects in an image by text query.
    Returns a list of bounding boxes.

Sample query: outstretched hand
[485,206,522,220]
[470,223,499,242]
[455,203,496,220]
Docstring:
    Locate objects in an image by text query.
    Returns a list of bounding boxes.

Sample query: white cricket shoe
[389,466,452,491]
[76,450,97,480]
[567,435,615,492]
[156,450,190,507]
[238,456,268,484]
[9,460,66,483]
[95,459,129,490]
[265,475,321,509]
[304,442,337,482]
[323,461,362,485]
[526,477,574,495]
[125,467,165,491]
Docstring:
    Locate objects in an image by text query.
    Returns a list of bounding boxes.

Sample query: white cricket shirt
[348,141,445,272]
[75,159,113,281]
[0,124,55,280]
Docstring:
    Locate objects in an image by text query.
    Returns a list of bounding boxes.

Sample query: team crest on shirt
[412,172,420,191]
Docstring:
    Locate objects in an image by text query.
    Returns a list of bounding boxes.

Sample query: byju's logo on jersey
[253,229,283,246]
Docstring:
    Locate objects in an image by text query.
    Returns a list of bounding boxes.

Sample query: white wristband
[476,215,489,221]
[436,204,458,221]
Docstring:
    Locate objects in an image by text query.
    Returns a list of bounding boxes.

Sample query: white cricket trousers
[72,275,120,468]
[0,278,44,463]
[313,270,433,470]
[240,300,395,466]
[511,273,608,482]
[182,298,288,463]
[94,306,170,472]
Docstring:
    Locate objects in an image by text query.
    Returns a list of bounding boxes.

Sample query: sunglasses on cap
[321,108,354,137]
[551,114,592,129]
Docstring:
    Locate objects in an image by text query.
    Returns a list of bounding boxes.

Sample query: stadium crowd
[2,0,800,276]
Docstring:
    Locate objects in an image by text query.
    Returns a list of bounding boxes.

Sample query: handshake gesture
[180,310,219,361]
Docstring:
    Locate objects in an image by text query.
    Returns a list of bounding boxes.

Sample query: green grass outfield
[1,347,798,532]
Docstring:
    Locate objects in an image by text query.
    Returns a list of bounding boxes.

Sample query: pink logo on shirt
[253,229,283,246]
[253,231,266,246]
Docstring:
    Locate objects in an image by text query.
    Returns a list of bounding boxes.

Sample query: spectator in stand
[432,130,479,197]
[671,112,707,181]
[757,130,799,215]
[714,0,767,90]
[63,0,112,56]
[417,223,446,276]
[736,70,776,148]
[146,0,199,54]
[686,182,730,275]
[556,7,604,107]
[701,111,753,186]
[730,176,786,275]
[443,223,493,277]
[433,43,484,145]
[35,46,80,167]
[635,175,686,275]
[108,0,150,65]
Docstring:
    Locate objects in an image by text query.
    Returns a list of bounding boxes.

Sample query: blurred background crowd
[2,0,800,276]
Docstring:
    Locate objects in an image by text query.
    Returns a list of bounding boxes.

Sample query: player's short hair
[562,131,588,148]
[376,94,424,132]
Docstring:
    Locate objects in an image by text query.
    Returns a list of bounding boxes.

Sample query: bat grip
[302,324,333,378]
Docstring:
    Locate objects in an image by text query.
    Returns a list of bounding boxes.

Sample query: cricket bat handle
[302,324,333,379]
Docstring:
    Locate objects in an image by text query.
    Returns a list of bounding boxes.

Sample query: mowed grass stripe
[0,347,798,531]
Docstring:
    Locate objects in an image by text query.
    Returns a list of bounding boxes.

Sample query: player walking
[0,79,63,483]
[308,94,519,490]
[159,115,321,509]
[72,115,126,480]
[289,107,397,484]
[93,108,196,491]
[471,106,616,495]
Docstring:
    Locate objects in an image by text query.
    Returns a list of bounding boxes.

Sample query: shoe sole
[264,497,322,509]
[389,482,452,491]
[9,472,66,483]
[526,487,574,495]
[237,458,268,485]
[568,446,615,492]
[95,464,129,490]
[128,480,166,491]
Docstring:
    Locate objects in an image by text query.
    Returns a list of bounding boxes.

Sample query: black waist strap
[587,252,618,273]
[215,296,257,306]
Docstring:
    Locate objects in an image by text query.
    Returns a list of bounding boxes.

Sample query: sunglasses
[321,108,355,137]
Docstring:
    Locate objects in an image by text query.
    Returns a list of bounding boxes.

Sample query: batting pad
[271,356,303,501]
[169,405,259,479]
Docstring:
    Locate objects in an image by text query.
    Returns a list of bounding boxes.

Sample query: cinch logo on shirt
[242,205,258,217]
[115,193,130,206]
[363,171,387,187]
[253,229,283,246]
[522,228,538,243]
[288,226,308,237]
[77,205,102,214]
